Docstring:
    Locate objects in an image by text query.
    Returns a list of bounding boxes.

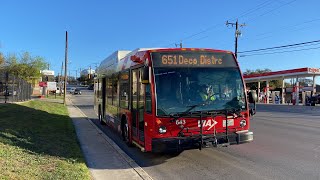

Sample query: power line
[242,18,320,42]
[229,0,275,21]
[182,28,226,45]
[163,0,297,48]
[253,18,320,38]
[240,46,320,57]
[162,24,222,47]
[163,1,277,47]
[262,42,320,52]
[245,0,298,23]
[248,26,319,42]
[238,39,320,54]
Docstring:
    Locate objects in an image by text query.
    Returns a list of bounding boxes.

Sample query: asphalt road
[71,90,320,180]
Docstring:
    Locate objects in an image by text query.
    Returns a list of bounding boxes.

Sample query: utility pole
[89,65,92,79]
[79,68,82,85]
[63,31,68,105]
[75,69,78,85]
[226,19,246,58]
[175,41,183,48]
[60,62,63,96]
[69,70,71,84]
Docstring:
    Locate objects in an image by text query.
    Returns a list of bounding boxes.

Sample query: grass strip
[0,100,91,180]
[46,94,64,100]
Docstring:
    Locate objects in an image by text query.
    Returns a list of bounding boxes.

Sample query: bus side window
[97,79,99,97]
[94,80,97,96]
[145,84,152,113]
[106,77,113,105]
[112,75,119,106]
[119,71,129,109]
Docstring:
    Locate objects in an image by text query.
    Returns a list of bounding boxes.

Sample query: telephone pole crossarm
[226,19,246,58]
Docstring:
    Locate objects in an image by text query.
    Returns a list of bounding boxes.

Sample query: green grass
[0,101,91,180]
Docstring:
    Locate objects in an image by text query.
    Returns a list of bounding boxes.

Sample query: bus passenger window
[106,78,113,105]
[112,76,119,106]
[145,84,152,113]
[119,71,129,109]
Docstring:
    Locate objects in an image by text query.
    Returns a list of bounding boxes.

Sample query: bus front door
[131,68,145,146]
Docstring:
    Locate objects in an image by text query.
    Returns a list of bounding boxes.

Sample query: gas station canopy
[244,67,320,82]
[243,67,319,105]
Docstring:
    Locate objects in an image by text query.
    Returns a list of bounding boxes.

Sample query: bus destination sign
[152,52,237,68]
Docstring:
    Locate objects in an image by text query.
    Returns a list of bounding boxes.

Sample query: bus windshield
[154,67,246,116]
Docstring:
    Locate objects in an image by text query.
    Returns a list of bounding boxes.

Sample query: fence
[0,72,32,103]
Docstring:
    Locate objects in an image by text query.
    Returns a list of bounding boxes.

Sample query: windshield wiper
[206,107,244,117]
[169,102,207,123]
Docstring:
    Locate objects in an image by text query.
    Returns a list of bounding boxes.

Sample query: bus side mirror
[142,66,149,84]
[248,90,257,116]
[248,90,257,103]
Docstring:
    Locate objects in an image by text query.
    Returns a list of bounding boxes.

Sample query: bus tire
[99,106,106,125]
[121,116,132,147]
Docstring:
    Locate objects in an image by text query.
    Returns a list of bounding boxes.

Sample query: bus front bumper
[151,131,253,153]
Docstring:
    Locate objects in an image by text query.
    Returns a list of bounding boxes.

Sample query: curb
[69,98,153,180]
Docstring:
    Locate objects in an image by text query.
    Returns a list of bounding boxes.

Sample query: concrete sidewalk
[66,98,152,180]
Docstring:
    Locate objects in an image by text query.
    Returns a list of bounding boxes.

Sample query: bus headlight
[159,125,167,134]
[240,119,247,127]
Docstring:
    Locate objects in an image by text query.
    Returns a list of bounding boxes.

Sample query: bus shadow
[90,118,182,167]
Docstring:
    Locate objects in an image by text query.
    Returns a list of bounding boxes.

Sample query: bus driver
[198,85,216,102]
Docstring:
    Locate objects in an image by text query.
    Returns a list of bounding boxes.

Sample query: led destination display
[152,51,237,67]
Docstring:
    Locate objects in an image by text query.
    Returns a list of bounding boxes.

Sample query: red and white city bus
[94,48,255,153]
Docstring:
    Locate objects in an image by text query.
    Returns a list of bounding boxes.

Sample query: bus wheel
[122,117,132,146]
[99,107,106,125]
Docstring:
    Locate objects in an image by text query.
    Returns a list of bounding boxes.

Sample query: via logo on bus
[198,119,217,130]
[176,119,217,130]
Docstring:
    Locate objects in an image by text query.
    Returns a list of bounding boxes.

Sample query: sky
[1,0,319,81]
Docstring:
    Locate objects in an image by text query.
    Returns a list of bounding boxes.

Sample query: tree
[244,68,282,90]
[3,52,47,80]
[299,78,313,86]
[244,68,272,75]
[78,75,93,85]
[0,52,4,68]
